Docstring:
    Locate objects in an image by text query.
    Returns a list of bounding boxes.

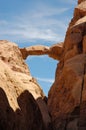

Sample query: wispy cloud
[36,77,54,83]
[0,3,69,44]
[0,20,7,25]
[59,0,77,5]
[29,7,69,18]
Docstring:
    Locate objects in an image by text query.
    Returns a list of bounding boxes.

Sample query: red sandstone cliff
[48,0,86,130]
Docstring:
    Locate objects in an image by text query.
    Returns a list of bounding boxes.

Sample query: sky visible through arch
[0,0,77,96]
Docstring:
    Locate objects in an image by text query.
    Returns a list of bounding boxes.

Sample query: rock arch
[20,42,63,61]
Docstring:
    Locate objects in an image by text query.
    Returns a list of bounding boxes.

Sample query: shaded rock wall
[0,88,45,130]
[48,0,86,130]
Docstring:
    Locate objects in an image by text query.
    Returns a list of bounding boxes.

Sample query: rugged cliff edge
[48,0,86,130]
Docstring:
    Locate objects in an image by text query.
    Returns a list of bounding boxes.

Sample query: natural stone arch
[20,42,63,61]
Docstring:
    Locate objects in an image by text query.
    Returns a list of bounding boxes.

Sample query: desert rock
[20,42,63,61]
[48,0,86,130]
[0,40,51,130]
[1,0,86,130]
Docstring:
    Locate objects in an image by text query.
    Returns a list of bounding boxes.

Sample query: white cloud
[30,8,69,18]
[0,15,66,43]
[0,3,70,44]
[36,77,54,83]
[0,24,64,42]
[0,20,8,25]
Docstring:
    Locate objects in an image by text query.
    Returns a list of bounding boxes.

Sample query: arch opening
[26,55,58,96]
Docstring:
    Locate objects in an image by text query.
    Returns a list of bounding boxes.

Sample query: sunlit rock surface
[48,0,86,130]
[0,40,51,130]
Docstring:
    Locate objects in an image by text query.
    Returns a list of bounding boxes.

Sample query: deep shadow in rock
[0,88,45,130]
[0,87,15,130]
[36,97,53,130]
[16,90,45,130]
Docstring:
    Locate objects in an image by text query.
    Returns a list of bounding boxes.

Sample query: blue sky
[0,0,77,96]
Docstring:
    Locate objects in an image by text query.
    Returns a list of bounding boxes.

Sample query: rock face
[0,40,51,130]
[48,0,86,130]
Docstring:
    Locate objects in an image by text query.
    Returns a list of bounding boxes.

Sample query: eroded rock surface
[20,42,63,61]
[48,0,86,130]
[0,40,51,130]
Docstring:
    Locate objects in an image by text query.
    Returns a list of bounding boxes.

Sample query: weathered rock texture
[20,42,63,61]
[0,40,51,130]
[1,0,86,130]
[48,0,86,130]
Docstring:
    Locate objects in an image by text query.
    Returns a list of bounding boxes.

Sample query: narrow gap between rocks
[25,55,58,96]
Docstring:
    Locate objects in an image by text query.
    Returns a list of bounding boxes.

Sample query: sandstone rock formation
[19,1,86,129]
[48,0,86,130]
[0,0,86,130]
[20,42,63,61]
[0,40,51,130]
